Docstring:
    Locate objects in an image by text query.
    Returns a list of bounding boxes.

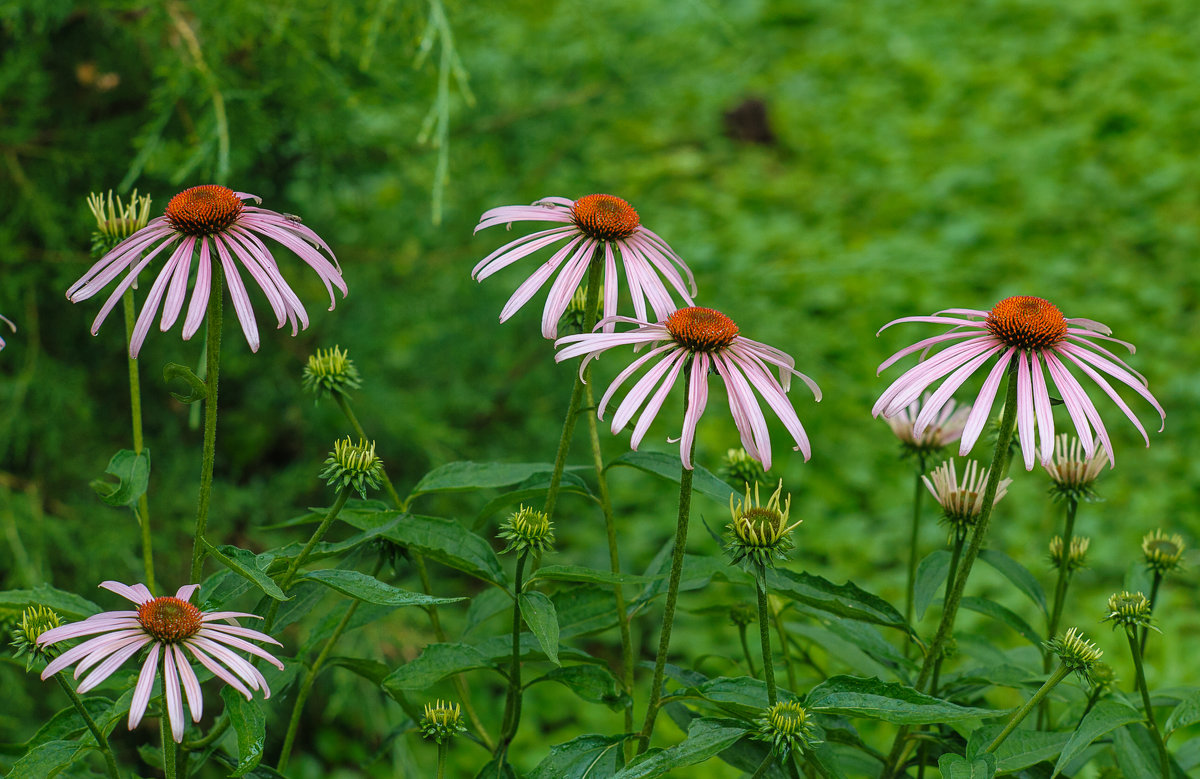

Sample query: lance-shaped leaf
[528,734,625,779]
[204,541,288,601]
[979,549,1047,616]
[7,741,95,779]
[0,584,102,621]
[299,569,465,608]
[1052,699,1142,777]
[606,451,735,505]
[519,591,560,665]
[913,549,951,621]
[528,666,630,712]
[614,718,749,778]
[966,724,1071,773]
[340,511,508,588]
[221,687,266,777]
[768,569,912,634]
[960,596,1042,646]
[409,461,584,499]
[805,675,1002,724]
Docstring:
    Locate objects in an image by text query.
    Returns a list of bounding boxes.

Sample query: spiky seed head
[1045,627,1103,683]
[10,606,62,670]
[1048,535,1090,572]
[498,506,555,556]
[1044,434,1108,502]
[753,701,819,759]
[725,480,801,570]
[302,346,362,399]
[1142,529,1185,576]
[721,447,766,490]
[420,700,466,744]
[1104,591,1154,631]
[729,602,757,627]
[319,438,384,498]
[88,189,153,257]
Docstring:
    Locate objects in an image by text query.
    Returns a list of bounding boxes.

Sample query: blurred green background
[1,0,1197,776]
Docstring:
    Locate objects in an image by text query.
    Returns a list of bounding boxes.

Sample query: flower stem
[903,455,927,657]
[637,384,697,754]
[122,289,155,593]
[771,606,799,692]
[756,574,778,706]
[496,549,530,755]
[984,664,1071,754]
[436,741,448,779]
[265,486,353,631]
[188,269,224,583]
[162,708,178,779]
[883,362,1019,778]
[55,675,120,779]
[750,748,777,779]
[739,624,758,677]
[1141,571,1163,655]
[1040,497,1078,728]
[929,530,966,698]
[1126,629,1171,778]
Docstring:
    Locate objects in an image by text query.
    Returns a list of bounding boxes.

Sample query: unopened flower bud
[87,189,152,258]
[729,602,757,627]
[10,606,63,670]
[1045,627,1103,683]
[1048,535,1090,572]
[559,284,603,335]
[302,346,362,400]
[1044,435,1108,503]
[721,447,765,490]
[754,701,819,759]
[924,460,1011,538]
[1104,591,1154,631]
[1141,529,1185,576]
[725,480,801,570]
[320,438,384,498]
[498,506,555,556]
[420,699,466,744]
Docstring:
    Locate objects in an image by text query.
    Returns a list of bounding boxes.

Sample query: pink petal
[128,643,161,730]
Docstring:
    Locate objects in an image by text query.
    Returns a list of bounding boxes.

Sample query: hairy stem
[1040,497,1078,728]
[904,455,927,657]
[929,530,965,698]
[739,623,758,677]
[757,573,778,706]
[985,665,1071,754]
[56,675,120,779]
[1127,629,1171,778]
[162,707,178,779]
[189,270,224,583]
[122,290,155,593]
[497,550,530,754]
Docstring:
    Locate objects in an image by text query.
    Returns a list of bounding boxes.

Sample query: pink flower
[874,296,1165,469]
[67,185,346,357]
[0,314,13,350]
[555,307,820,470]
[473,194,696,338]
[37,581,284,742]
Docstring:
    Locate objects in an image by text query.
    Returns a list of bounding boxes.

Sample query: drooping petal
[957,348,1016,456]
[128,643,161,730]
[677,353,711,469]
[100,581,154,605]
[172,645,204,722]
[163,643,185,741]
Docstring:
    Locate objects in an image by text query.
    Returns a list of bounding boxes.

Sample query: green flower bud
[420,699,466,744]
[1141,529,1185,576]
[319,438,384,498]
[558,284,603,335]
[721,447,765,490]
[729,602,757,628]
[498,506,555,556]
[10,605,62,671]
[753,701,819,759]
[924,459,1010,539]
[1104,591,1154,632]
[725,480,801,571]
[302,346,362,400]
[1045,627,1103,683]
[87,190,152,258]
[1048,535,1090,572]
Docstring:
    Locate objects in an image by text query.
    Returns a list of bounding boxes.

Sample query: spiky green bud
[498,506,555,556]
[721,447,766,490]
[420,700,466,744]
[725,480,801,571]
[1045,627,1103,683]
[753,701,819,759]
[87,190,152,257]
[1142,529,1185,576]
[1048,535,1090,572]
[302,346,362,400]
[1104,591,1154,632]
[10,606,62,671]
[319,438,384,498]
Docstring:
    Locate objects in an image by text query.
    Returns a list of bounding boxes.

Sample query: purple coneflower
[37,580,283,742]
[885,393,971,457]
[0,314,13,350]
[67,185,346,357]
[554,306,820,470]
[873,296,1165,469]
[473,194,696,338]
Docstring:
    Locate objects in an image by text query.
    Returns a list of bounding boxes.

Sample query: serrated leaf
[382,644,494,694]
[222,686,266,777]
[1052,699,1142,777]
[768,569,912,633]
[614,718,749,778]
[163,361,207,403]
[966,724,1070,771]
[529,666,630,711]
[529,565,658,587]
[473,471,595,526]
[410,461,577,498]
[528,734,625,779]
[1165,688,1200,738]
[666,676,789,718]
[204,541,288,601]
[23,698,113,750]
[938,752,996,778]
[0,585,102,621]
[340,511,508,587]
[914,549,951,621]
[606,451,735,505]
[89,449,151,508]
[979,549,1048,616]
[7,740,93,779]
[519,591,561,665]
[299,569,465,607]
[960,596,1042,646]
[806,675,1002,724]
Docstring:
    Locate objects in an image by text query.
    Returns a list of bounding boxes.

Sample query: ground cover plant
[1,1,1198,777]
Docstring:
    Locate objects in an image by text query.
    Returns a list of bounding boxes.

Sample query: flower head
[1141,529,1185,576]
[753,701,819,759]
[498,506,555,556]
[11,605,63,670]
[729,602,757,627]
[726,480,801,570]
[1044,434,1108,503]
[874,296,1165,470]
[555,307,821,470]
[0,314,13,351]
[1103,590,1154,632]
[302,345,362,400]
[320,438,384,498]
[420,699,466,743]
[68,185,346,357]
[88,189,153,257]
[923,459,1011,536]
[1046,627,1103,683]
[885,393,971,458]
[36,581,284,742]
[473,194,696,339]
[721,447,766,490]
[1048,535,1090,573]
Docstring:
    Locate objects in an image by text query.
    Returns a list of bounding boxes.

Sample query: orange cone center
[665,306,740,352]
[137,597,203,642]
[165,185,244,237]
[570,194,640,241]
[985,296,1068,350]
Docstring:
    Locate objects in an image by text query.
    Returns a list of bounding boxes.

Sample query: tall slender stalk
[1127,630,1171,778]
[122,290,155,593]
[903,454,927,656]
[1141,571,1164,654]
[984,665,1071,754]
[264,486,353,631]
[756,574,778,706]
[496,550,530,755]
[929,531,966,698]
[189,271,224,583]
[162,703,178,779]
[1040,497,1078,728]
[772,607,798,691]
[56,675,120,779]
[739,623,758,677]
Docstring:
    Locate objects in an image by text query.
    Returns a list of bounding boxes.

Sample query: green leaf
[555,585,620,637]
[959,596,1042,646]
[382,644,494,694]
[528,734,624,779]
[89,449,151,508]
[204,541,288,601]
[409,461,575,498]
[0,584,102,621]
[23,698,113,750]
[7,741,93,779]
[914,549,951,621]
[1113,723,1176,778]
[937,752,996,779]
[666,676,788,719]
[1165,688,1200,738]
[222,686,266,777]
[529,666,630,711]
[519,591,561,666]
[979,549,1048,616]
[768,569,912,633]
[606,451,735,505]
[805,675,1002,724]
[966,724,1070,771]
[299,569,466,607]
[464,586,514,638]
[614,718,749,778]
[475,753,519,779]
[528,564,659,587]
[341,512,508,588]
[163,361,207,403]
[323,656,391,686]
[1052,699,1142,777]
[473,472,595,526]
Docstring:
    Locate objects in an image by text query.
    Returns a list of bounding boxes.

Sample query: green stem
[1141,571,1163,655]
[56,675,120,779]
[264,486,353,631]
[984,664,1071,754]
[750,748,777,779]
[162,705,178,779]
[436,741,448,779]
[123,290,155,593]
[1041,498,1078,728]
[930,530,966,698]
[1127,629,1171,778]
[332,394,404,508]
[883,363,1019,779]
[772,606,799,692]
[904,455,927,657]
[637,386,698,754]
[181,712,228,751]
[739,624,758,677]
[757,573,778,706]
[189,270,224,583]
[496,550,530,754]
